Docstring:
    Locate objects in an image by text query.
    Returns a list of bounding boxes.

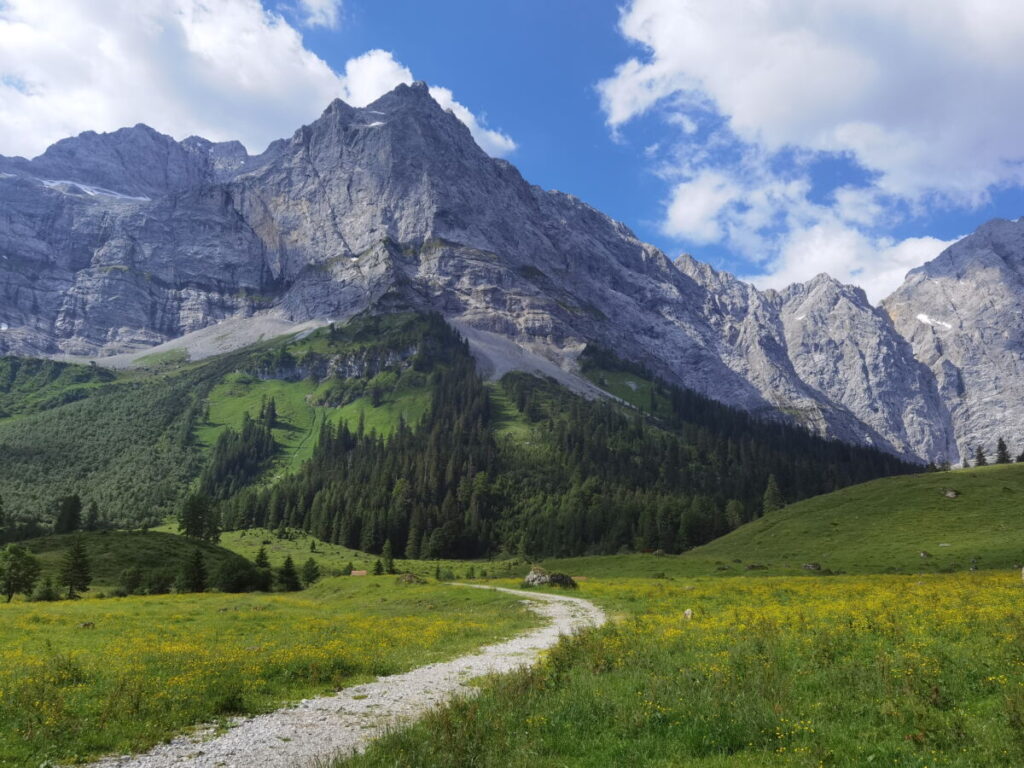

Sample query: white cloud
[0,1,514,158]
[746,223,954,304]
[662,170,740,243]
[337,49,413,108]
[600,0,1024,299]
[297,0,341,29]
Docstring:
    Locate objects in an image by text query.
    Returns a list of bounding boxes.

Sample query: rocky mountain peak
[1,97,1019,464]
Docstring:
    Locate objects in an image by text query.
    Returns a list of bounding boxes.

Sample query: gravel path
[88,585,606,768]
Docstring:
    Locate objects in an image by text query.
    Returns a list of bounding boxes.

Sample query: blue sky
[2,0,1024,301]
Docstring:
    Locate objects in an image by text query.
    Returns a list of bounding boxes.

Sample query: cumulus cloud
[297,0,341,29]
[0,0,514,158]
[747,224,955,304]
[599,0,1024,298]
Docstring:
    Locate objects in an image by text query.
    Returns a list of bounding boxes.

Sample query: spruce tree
[254,546,271,569]
[996,437,1011,464]
[762,475,785,515]
[975,445,988,466]
[0,544,41,602]
[342,561,354,575]
[382,539,395,574]
[84,501,100,531]
[54,495,82,534]
[373,558,384,575]
[179,549,207,593]
[277,556,301,591]
[724,500,744,530]
[301,557,321,586]
[59,535,91,599]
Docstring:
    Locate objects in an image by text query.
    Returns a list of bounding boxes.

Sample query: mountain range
[1,80,1020,464]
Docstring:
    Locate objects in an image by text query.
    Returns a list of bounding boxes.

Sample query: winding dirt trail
[89,585,606,768]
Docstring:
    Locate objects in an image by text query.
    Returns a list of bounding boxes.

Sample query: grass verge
[0,578,536,766]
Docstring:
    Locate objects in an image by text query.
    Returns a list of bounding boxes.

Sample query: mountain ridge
[0,83,1019,463]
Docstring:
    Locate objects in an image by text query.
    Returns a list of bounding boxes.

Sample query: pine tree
[975,445,988,466]
[59,535,91,599]
[342,561,354,575]
[373,558,384,575]
[277,556,301,591]
[84,501,100,531]
[54,495,82,534]
[996,437,1011,464]
[301,557,321,586]
[179,549,207,593]
[761,475,785,515]
[382,539,395,574]
[0,543,41,602]
[254,546,271,569]
[724,500,745,530]
[179,493,213,540]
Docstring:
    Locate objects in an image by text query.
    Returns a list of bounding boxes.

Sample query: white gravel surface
[87,585,606,768]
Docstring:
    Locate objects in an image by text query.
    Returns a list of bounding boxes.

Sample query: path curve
[89,585,606,768]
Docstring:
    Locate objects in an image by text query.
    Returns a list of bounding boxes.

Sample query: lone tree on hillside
[54,494,82,535]
[59,535,92,599]
[301,557,321,587]
[277,556,301,591]
[179,549,207,593]
[382,539,395,574]
[762,475,785,515]
[996,437,1011,464]
[178,493,219,541]
[975,445,988,466]
[0,543,41,602]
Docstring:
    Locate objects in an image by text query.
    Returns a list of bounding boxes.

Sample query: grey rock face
[883,218,1024,461]
[675,257,957,462]
[0,81,1006,462]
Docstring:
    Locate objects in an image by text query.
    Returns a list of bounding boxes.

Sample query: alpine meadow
[3,2,1024,766]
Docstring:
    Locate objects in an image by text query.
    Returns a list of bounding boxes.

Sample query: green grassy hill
[539,462,1024,579]
[24,530,254,589]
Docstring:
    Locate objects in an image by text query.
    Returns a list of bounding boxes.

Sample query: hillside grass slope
[538,462,1024,579]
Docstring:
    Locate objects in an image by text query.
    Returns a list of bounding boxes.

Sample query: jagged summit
[0,94,1016,463]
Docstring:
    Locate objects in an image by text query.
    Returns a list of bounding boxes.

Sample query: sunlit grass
[341,571,1024,767]
[0,578,535,766]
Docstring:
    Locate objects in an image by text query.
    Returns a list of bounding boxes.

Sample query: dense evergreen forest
[216,315,917,558]
[0,312,918,553]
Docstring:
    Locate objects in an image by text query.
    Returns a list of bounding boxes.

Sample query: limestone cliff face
[0,82,1012,462]
[883,218,1024,461]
